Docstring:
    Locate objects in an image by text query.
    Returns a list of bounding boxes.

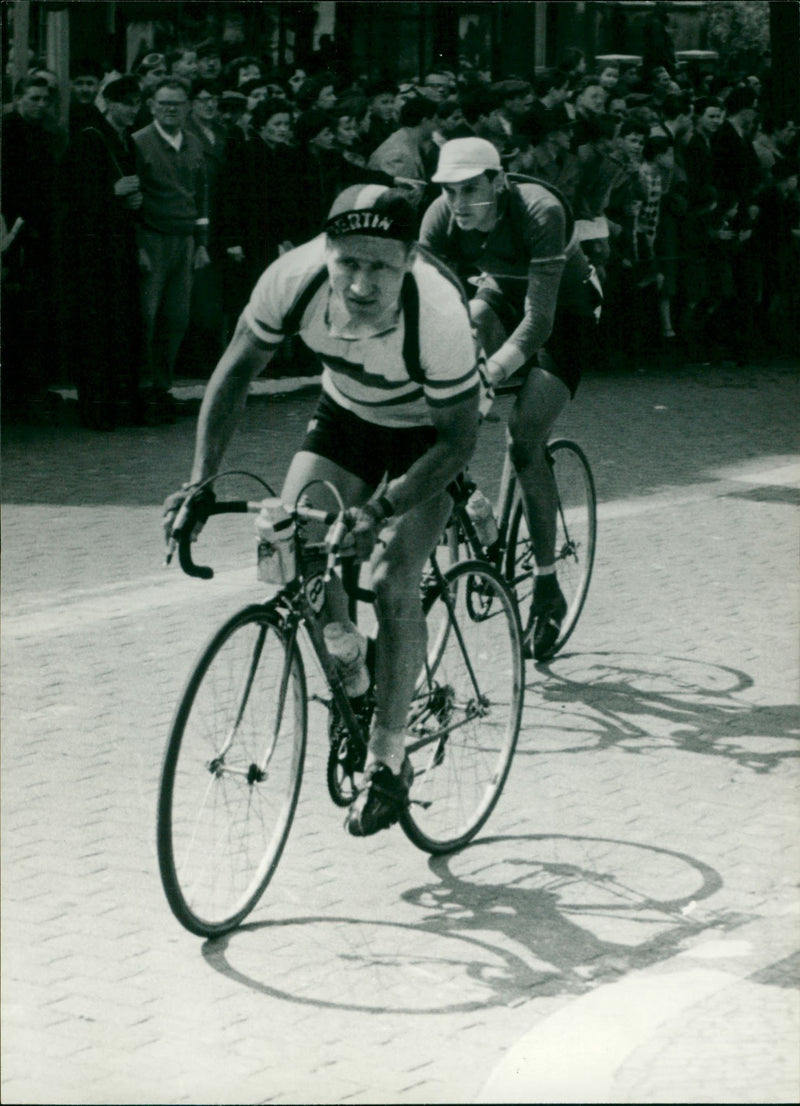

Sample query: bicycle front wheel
[506,439,596,659]
[400,560,524,854]
[157,605,307,937]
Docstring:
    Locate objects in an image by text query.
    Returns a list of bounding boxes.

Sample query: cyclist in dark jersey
[419,137,601,659]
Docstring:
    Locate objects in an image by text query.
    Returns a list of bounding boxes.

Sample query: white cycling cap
[432,137,502,183]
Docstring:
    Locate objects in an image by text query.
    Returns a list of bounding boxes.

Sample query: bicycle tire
[506,439,597,660]
[400,560,524,854]
[157,605,307,937]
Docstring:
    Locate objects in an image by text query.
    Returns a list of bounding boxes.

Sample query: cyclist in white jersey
[164,185,481,836]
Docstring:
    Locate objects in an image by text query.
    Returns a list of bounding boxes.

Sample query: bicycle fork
[207,608,301,785]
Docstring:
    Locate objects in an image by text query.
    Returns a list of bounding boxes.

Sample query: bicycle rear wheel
[157,605,307,937]
[400,560,524,854]
[506,438,597,660]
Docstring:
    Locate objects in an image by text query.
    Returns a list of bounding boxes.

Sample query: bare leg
[281,451,370,623]
[368,490,453,764]
[507,359,570,567]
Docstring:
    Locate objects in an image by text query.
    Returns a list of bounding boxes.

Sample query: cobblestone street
[2,359,799,1104]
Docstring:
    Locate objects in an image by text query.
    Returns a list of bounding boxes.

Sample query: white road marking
[477,968,735,1104]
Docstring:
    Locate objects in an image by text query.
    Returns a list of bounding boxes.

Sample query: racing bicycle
[157,475,524,937]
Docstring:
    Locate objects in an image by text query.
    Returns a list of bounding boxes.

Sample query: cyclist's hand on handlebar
[162,484,213,547]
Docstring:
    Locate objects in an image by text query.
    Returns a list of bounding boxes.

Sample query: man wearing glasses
[134,77,210,422]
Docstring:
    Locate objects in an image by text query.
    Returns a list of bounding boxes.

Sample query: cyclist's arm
[486,198,567,382]
[189,315,275,485]
[382,388,479,517]
[486,255,566,381]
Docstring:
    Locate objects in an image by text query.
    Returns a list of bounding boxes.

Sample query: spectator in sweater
[133,77,209,419]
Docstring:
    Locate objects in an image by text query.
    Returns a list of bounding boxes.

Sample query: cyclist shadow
[200,832,744,1015]
[523,650,800,774]
[398,831,744,1003]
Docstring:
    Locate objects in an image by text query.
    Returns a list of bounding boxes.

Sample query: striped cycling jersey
[243,235,480,429]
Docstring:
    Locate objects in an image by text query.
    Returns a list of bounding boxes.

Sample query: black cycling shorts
[301,392,437,489]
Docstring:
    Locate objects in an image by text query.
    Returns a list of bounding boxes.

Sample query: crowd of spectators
[2,38,798,429]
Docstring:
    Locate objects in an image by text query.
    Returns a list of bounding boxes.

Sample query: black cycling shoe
[526,588,568,661]
[345,759,413,837]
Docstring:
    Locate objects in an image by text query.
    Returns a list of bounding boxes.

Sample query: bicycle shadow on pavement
[199,833,745,1016]
[522,651,800,774]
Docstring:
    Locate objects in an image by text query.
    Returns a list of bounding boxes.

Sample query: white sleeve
[242,261,292,350]
[420,277,482,411]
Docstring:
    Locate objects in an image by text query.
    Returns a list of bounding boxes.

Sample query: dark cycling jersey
[419,178,599,381]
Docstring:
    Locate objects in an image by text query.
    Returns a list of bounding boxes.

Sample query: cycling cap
[432,137,502,183]
[324,184,417,243]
